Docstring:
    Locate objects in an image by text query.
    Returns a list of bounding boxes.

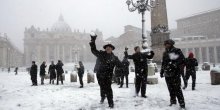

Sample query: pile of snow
[0,71,220,110]
[211,67,220,73]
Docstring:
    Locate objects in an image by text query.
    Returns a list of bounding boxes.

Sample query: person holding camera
[89,33,122,108]
[160,39,186,109]
[124,46,154,98]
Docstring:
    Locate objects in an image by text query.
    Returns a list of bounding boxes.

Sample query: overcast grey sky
[0,0,220,51]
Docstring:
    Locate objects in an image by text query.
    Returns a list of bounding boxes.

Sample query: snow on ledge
[211,67,220,73]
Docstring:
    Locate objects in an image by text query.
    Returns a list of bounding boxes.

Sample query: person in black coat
[119,57,130,88]
[160,39,185,109]
[40,61,47,85]
[14,67,18,75]
[30,61,38,86]
[48,61,56,84]
[114,65,122,85]
[77,61,85,88]
[56,60,64,85]
[94,58,100,73]
[125,46,154,98]
[183,52,198,90]
[89,34,122,108]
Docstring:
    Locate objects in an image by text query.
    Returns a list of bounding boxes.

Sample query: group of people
[90,33,198,109]
[30,60,64,86]
[30,60,85,87]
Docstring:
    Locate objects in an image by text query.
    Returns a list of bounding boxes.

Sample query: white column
[206,47,210,63]
[62,45,65,63]
[199,48,203,63]
[214,46,218,64]
[46,45,49,62]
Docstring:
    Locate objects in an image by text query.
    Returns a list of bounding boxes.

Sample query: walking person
[124,47,154,98]
[77,61,85,88]
[89,33,122,108]
[56,60,64,85]
[160,39,186,109]
[30,61,38,86]
[183,52,198,90]
[119,57,130,88]
[114,65,122,85]
[48,61,56,84]
[40,61,47,85]
[14,67,18,75]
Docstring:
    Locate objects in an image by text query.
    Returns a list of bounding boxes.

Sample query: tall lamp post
[126,0,158,50]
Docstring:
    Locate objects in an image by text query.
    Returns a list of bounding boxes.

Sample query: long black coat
[94,58,100,73]
[185,58,198,73]
[90,41,122,78]
[56,62,64,75]
[30,64,38,76]
[125,51,154,77]
[160,47,185,77]
[122,58,130,75]
[49,64,56,79]
[40,64,47,76]
[77,65,85,77]
[114,66,123,77]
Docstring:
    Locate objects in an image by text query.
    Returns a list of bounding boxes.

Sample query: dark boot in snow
[100,97,105,104]
[141,95,147,98]
[169,102,177,106]
[192,87,195,91]
[180,105,186,110]
[109,103,114,108]
[183,86,187,90]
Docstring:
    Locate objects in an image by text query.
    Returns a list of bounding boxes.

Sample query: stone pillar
[214,46,218,64]
[151,0,170,63]
[62,45,65,63]
[199,48,203,63]
[46,45,49,62]
[206,47,210,63]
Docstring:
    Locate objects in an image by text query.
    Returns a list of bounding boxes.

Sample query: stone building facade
[24,15,104,66]
[0,34,24,68]
[171,8,220,64]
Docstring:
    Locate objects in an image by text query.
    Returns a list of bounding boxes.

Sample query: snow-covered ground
[0,70,220,110]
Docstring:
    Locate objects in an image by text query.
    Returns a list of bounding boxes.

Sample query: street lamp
[126,0,158,50]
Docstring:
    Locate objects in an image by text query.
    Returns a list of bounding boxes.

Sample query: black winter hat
[103,44,115,50]
[164,39,175,45]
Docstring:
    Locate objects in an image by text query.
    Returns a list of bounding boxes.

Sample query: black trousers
[97,75,113,105]
[135,76,147,96]
[184,71,196,88]
[165,76,185,106]
[31,75,37,85]
[79,76,84,86]
[57,74,63,84]
[120,74,129,87]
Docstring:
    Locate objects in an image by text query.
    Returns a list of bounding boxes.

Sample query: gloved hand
[160,73,164,78]
[90,33,97,42]
[125,47,128,51]
[150,51,155,55]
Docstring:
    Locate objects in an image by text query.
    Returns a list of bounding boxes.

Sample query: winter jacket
[125,51,154,77]
[89,41,122,78]
[185,58,198,73]
[160,47,185,77]
[94,58,100,73]
[48,64,56,79]
[56,62,64,75]
[30,64,38,76]
[122,58,130,75]
[40,64,47,76]
[77,65,85,77]
[114,66,123,77]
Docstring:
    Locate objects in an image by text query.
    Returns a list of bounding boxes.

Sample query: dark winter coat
[125,51,154,77]
[49,64,56,79]
[185,58,198,73]
[94,58,100,73]
[40,64,47,76]
[77,65,85,77]
[160,47,185,77]
[56,62,64,75]
[89,41,122,78]
[122,58,130,75]
[114,66,123,77]
[30,64,38,76]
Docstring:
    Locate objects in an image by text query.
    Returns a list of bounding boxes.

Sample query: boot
[109,103,114,108]
[169,102,177,106]
[100,97,105,104]
[141,95,147,98]
[180,104,186,109]
[182,86,187,90]
[192,87,195,91]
